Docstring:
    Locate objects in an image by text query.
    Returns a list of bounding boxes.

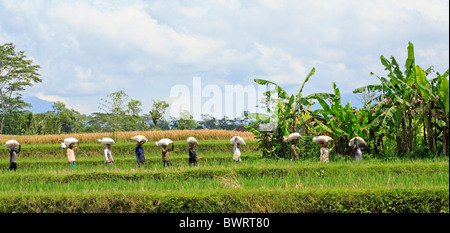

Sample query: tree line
[0,43,250,135]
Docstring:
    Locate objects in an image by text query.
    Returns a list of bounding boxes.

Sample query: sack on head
[187,137,198,145]
[156,138,173,147]
[64,137,78,146]
[288,132,301,142]
[230,136,245,145]
[4,140,20,149]
[349,137,365,147]
[98,137,115,145]
[131,135,148,144]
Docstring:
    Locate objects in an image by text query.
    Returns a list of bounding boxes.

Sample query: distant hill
[23,96,54,113]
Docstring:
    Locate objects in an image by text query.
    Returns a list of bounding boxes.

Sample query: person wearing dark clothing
[188,143,199,166]
[9,144,21,171]
[353,142,365,161]
[135,142,146,166]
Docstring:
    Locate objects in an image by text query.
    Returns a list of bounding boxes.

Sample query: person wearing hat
[67,142,79,168]
[9,144,21,171]
[289,139,300,160]
[135,141,146,166]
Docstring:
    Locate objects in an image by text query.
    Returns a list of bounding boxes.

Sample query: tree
[354,42,449,156]
[149,99,169,129]
[245,67,334,158]
[99,90,130,132]
[0,43,41,134]
[178,110,197,130]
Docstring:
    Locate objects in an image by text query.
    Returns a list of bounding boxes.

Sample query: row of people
[5,135,366,170]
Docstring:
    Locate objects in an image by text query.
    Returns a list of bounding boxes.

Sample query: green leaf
[438,71,449,114]
[404,41,415,78]
[243,125,261,136]
[254,79,290,100]
[314,119,333,134]
[297,67,315,99]
[353,84,383,94]
[414,65,434,100]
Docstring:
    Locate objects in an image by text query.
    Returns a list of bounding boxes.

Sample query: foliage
[245,67,334,158]
[0,43,42,134]
[354,42,449,156]
[149,99,169,129]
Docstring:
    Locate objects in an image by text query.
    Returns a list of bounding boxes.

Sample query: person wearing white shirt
[104,144,114,165]
[233,138,242,162]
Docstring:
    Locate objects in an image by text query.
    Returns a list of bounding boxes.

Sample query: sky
[0,0,448,120]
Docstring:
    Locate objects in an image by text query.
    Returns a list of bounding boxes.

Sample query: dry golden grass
[0,129,255,145]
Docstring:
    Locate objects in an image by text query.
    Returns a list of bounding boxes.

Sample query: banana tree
[245,67,334,158]
[354,42,419,156]
[414,66,449,155]
[311,82,368,155]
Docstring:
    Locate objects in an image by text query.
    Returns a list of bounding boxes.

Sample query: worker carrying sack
[156,138,173,147]
[63,137,78,146]
[98,137,115,145]
[288,132,301,142]
[131,135,148,144]
[4,140,20,148]
[230,136,245,145]
[187,137,198,145]
[349,137,366,147]
[313,135,333,144]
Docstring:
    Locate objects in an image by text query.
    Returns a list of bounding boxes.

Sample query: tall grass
[0,129,256,144]
[1,172,447,195]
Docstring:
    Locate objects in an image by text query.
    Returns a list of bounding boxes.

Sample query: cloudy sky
[1,0,448,119]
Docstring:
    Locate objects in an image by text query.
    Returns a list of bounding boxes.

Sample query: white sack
[156,138,173,147]
[349,137,366,147]
[130,135,148,143]
[61,143,66,149]
[98,137,115,145]
[64,137,78,146]
[230,136,246,145]
[288,132,301,142]
[187,137,198,145]
[313,135,333,144]
[4,140,20,149]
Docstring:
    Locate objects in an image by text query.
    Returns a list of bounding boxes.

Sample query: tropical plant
[245,67,334,158]
[354,42,449,156]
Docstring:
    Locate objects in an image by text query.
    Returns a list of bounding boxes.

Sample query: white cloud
[254,43,308,85]
[1,0,448,114]
[36,92,67,103]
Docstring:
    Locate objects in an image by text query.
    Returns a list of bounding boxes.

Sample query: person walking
[289,139,300,161]
[233,138,242,162]
[104,144,114,165]
[353,141,365,161]
[188,142,202,166]
[9,144,21,171]
[135,141,146,166]
[67,142,79,168]
[162,143,174,167]
[320,142,334,163]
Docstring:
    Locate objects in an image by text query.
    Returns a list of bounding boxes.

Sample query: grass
[0,129,256,144]
[0,140,448,213]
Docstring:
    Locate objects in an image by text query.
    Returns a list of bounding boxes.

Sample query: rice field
[0,133,448,213]
[0,129,255,144]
